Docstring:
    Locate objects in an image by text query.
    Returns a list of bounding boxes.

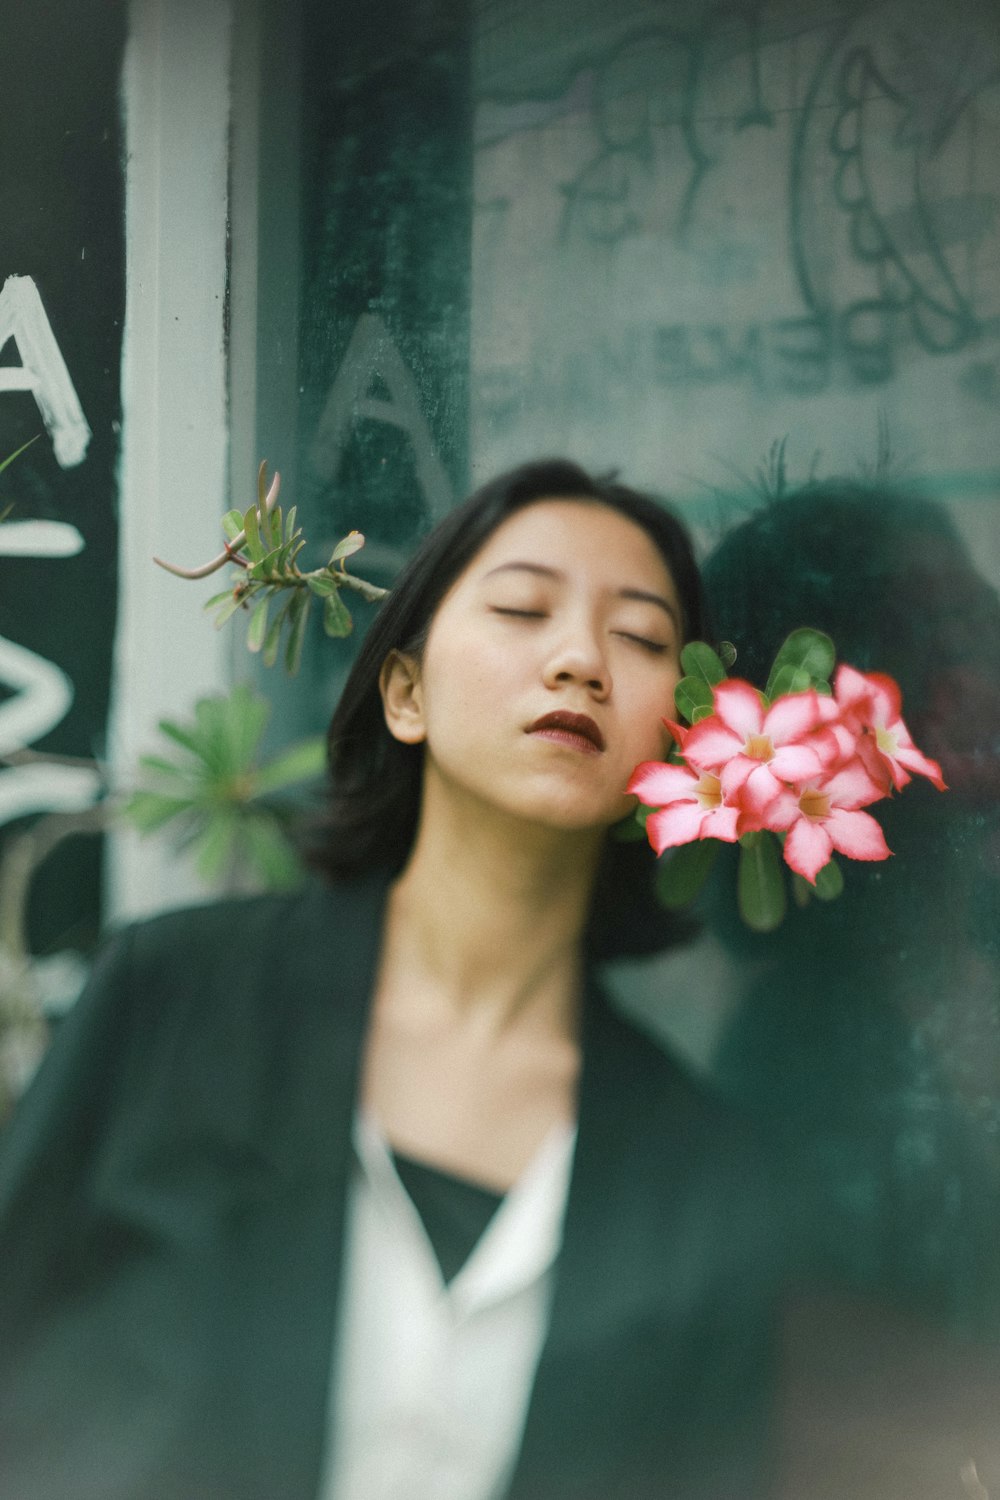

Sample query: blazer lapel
[505,984,772,1500]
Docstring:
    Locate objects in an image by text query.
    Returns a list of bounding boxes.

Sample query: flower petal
[867,670,903,721]
[720,755,756,800]
[769,742,826,783]
[701,804,741,842]
[736,763,785,818]
[894,743,947,792]
[783,816,834,883]
[834,664,902,724]
[661,718,689,751]
[627,760,698,805]
[645,801,710,853]
[825,807,892,862]
[855,738,897,793]
[833,662,876,714]
[823,760,889,809]
[751,788,800,832]
[763,690,822,744]
[681,717,743,771]
[712,679,764,739]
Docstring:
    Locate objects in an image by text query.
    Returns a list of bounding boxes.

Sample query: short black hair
[312,458,707,959]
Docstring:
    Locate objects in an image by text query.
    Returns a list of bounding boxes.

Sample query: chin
[519,789,628,833]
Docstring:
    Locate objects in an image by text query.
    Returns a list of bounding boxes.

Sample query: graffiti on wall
[0,276,101,828]
[470,0,1000,479]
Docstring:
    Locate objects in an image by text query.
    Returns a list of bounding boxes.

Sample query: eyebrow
[483,561,679,625]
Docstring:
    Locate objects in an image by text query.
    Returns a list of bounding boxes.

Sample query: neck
[378,774,605,1037]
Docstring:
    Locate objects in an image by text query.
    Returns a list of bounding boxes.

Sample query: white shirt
[318,1113,577,1500]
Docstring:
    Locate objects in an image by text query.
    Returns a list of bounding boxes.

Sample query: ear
[379,650,427,745]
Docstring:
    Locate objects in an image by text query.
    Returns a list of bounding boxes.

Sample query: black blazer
[0,875,788,1500]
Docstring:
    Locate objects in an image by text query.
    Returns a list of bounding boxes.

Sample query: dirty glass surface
[270,0,999,1472]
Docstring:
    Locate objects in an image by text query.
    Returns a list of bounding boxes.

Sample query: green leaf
[242,502,264,561]
[255,736,326,794]
[718,640,738,669]
[0,433,40,477]
[612,806,650,843]
[737,831,787,931]
[323,590,353,638]
[239,815,303,889]
[306,572,340,597]
[284,591,310,675]
[221,683,270,772]
[247,544,287,580]
[655,838,719,909]
[764,628,835,700]
[221,509,245,543]
[674,676,715,725]
[206,587,237,609]
[813,856,844,901]
[262,595,293,669]
[246,596,270,653]
[192,812,239,883]
[136,754,192,781]
[189,685,268,778]
[679,640,727,688]
[283,505,298,546]
[329,530,365,565]
[766,664,812,699]
[156,718,206,759]
[209,591,246,628]
[266,501,283,551]
[121,789,194,833]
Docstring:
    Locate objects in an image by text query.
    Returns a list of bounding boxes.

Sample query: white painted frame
[108,0,236,922]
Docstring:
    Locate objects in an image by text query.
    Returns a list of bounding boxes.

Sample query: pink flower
[680,679,838,819]
[761,761,892,884]
[628,760,740,853]
[834,664,947,793]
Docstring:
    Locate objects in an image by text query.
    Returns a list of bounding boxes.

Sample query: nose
[542,623,611,699]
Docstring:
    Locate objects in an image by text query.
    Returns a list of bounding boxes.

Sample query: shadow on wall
[699,479,1000,1335]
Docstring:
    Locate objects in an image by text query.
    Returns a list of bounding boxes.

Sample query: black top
[391,1150,505,1283]
[0,876,790,1500]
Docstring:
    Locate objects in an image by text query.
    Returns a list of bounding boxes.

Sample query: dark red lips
[527,711,605,752]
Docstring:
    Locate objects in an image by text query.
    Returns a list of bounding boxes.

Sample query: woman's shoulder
[19,873,387,1097]
[117,870,387,972]
[1,873,389,1200]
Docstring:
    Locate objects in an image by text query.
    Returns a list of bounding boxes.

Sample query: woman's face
[381,498,684,834]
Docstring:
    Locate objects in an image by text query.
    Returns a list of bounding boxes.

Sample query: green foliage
[166,462,388,675]
[673,640,728,726]
[793,856,845,908]
[737,831,787,932]
[763,627,835,701]
[0,435,41,524]
[655,838,719,909]
[612,805,651,843]
[0,433,40,483]
[122,683,325,890]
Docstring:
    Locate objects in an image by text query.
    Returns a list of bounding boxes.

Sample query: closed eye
[616,632,670,654]
[491,607,546,619]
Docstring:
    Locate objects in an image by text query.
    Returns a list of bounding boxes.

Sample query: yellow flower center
[875,724,899,756]
[743,734,774,763]
[799,788,831,821]
[694,772,723,810]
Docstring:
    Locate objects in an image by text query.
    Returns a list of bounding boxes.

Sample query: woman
[0,460,787,1500]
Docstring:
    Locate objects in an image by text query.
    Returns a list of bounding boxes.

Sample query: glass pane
[269,0,1000,1401]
